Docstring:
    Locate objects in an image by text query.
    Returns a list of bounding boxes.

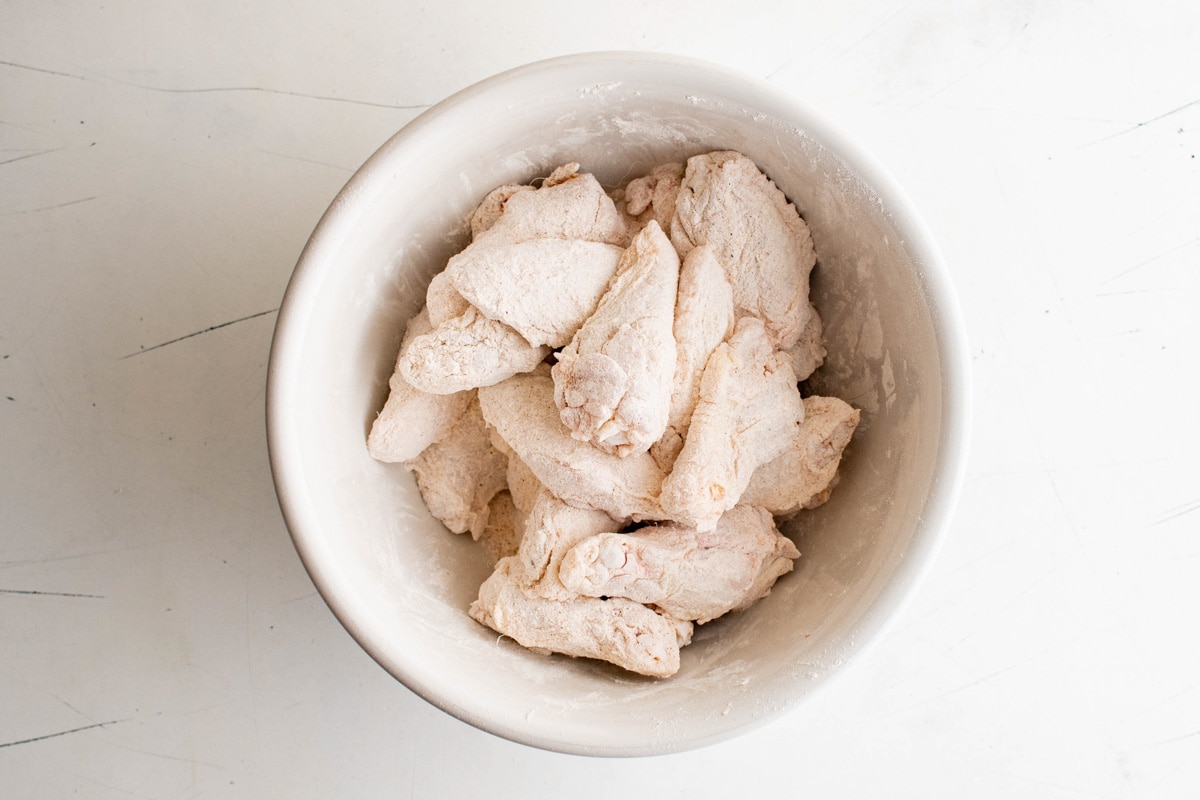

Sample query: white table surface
[3,1,1198,797]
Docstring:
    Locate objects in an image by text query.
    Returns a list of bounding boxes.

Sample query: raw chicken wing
[470,184,534,240]
[469,556,692,678]
[741,395,860,518]
[553,220,680,457]
[476,491,524,563]
[398,304,550,394]
[476,164,627,247]
[658,317,805,530]
[559,505,799,624]
[478,372,665,522]
[670,151,817,350]
[514,487,620,598]
[503,450,544,516]
[406,395,508,539]
[616,162,684,239]
[367,307,473,462]
[781,302,826,382]
[446,238,624,348]
[649,245,735,471]
[424,270,472,326]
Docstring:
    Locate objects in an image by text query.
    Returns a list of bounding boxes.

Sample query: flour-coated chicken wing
[515,488,619,593]
[781,302,826,382]
[398,304,550,394]
[649,244,735,471]
[469,556,692,678]
[616,162,684,240]
[552,220,679,457]
[478,372,665,522]
[446,238,624,348]
[741,395,860,518]
[559,505,799,624]
[406,394,508,539]
[658,317,805,530]
[476,491,524,563]
[475,163,627,248]
[670,151,817,350]
[469,184,534,240]
[367,307,473,462]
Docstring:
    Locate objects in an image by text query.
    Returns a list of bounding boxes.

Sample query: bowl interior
[268,54,967,756]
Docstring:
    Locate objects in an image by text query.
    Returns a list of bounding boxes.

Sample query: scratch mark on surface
[2,196,97,216]
[1090,96,1200,144]
[1045,470,1085,549]
[0,719,123,749]
[0,588,105,598]
[279,591,319,604]
[1092,288,1172,298]
[1150,728,1200,747]
[917,663,1021,705]
[0,543,147,568]
[0,59,89,81]
[765,59,793,81]
[0,148,59,166]
[914,102,1135,126]
[241,383,267,410]
[54,696,90,719]
[916,23,1027,107]
[0,119,45,133]
[79,776,154,799]
[1153,498,1200,527]
[106,76,431,111]
[1119,686,1198,724]
[243,575,262,750]
[1100,237,1200,285]
[1004,771,1115,797]
[106,738,227,770]
[121,308,278,359]
[816,3,909,74]
[253,147,354,172]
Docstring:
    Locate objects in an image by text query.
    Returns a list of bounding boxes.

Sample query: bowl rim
[265,49,972,756]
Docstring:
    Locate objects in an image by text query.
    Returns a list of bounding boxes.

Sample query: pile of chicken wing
[368,152,859,677]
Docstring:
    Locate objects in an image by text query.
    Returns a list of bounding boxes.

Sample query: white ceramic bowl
[267,52,970,756]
